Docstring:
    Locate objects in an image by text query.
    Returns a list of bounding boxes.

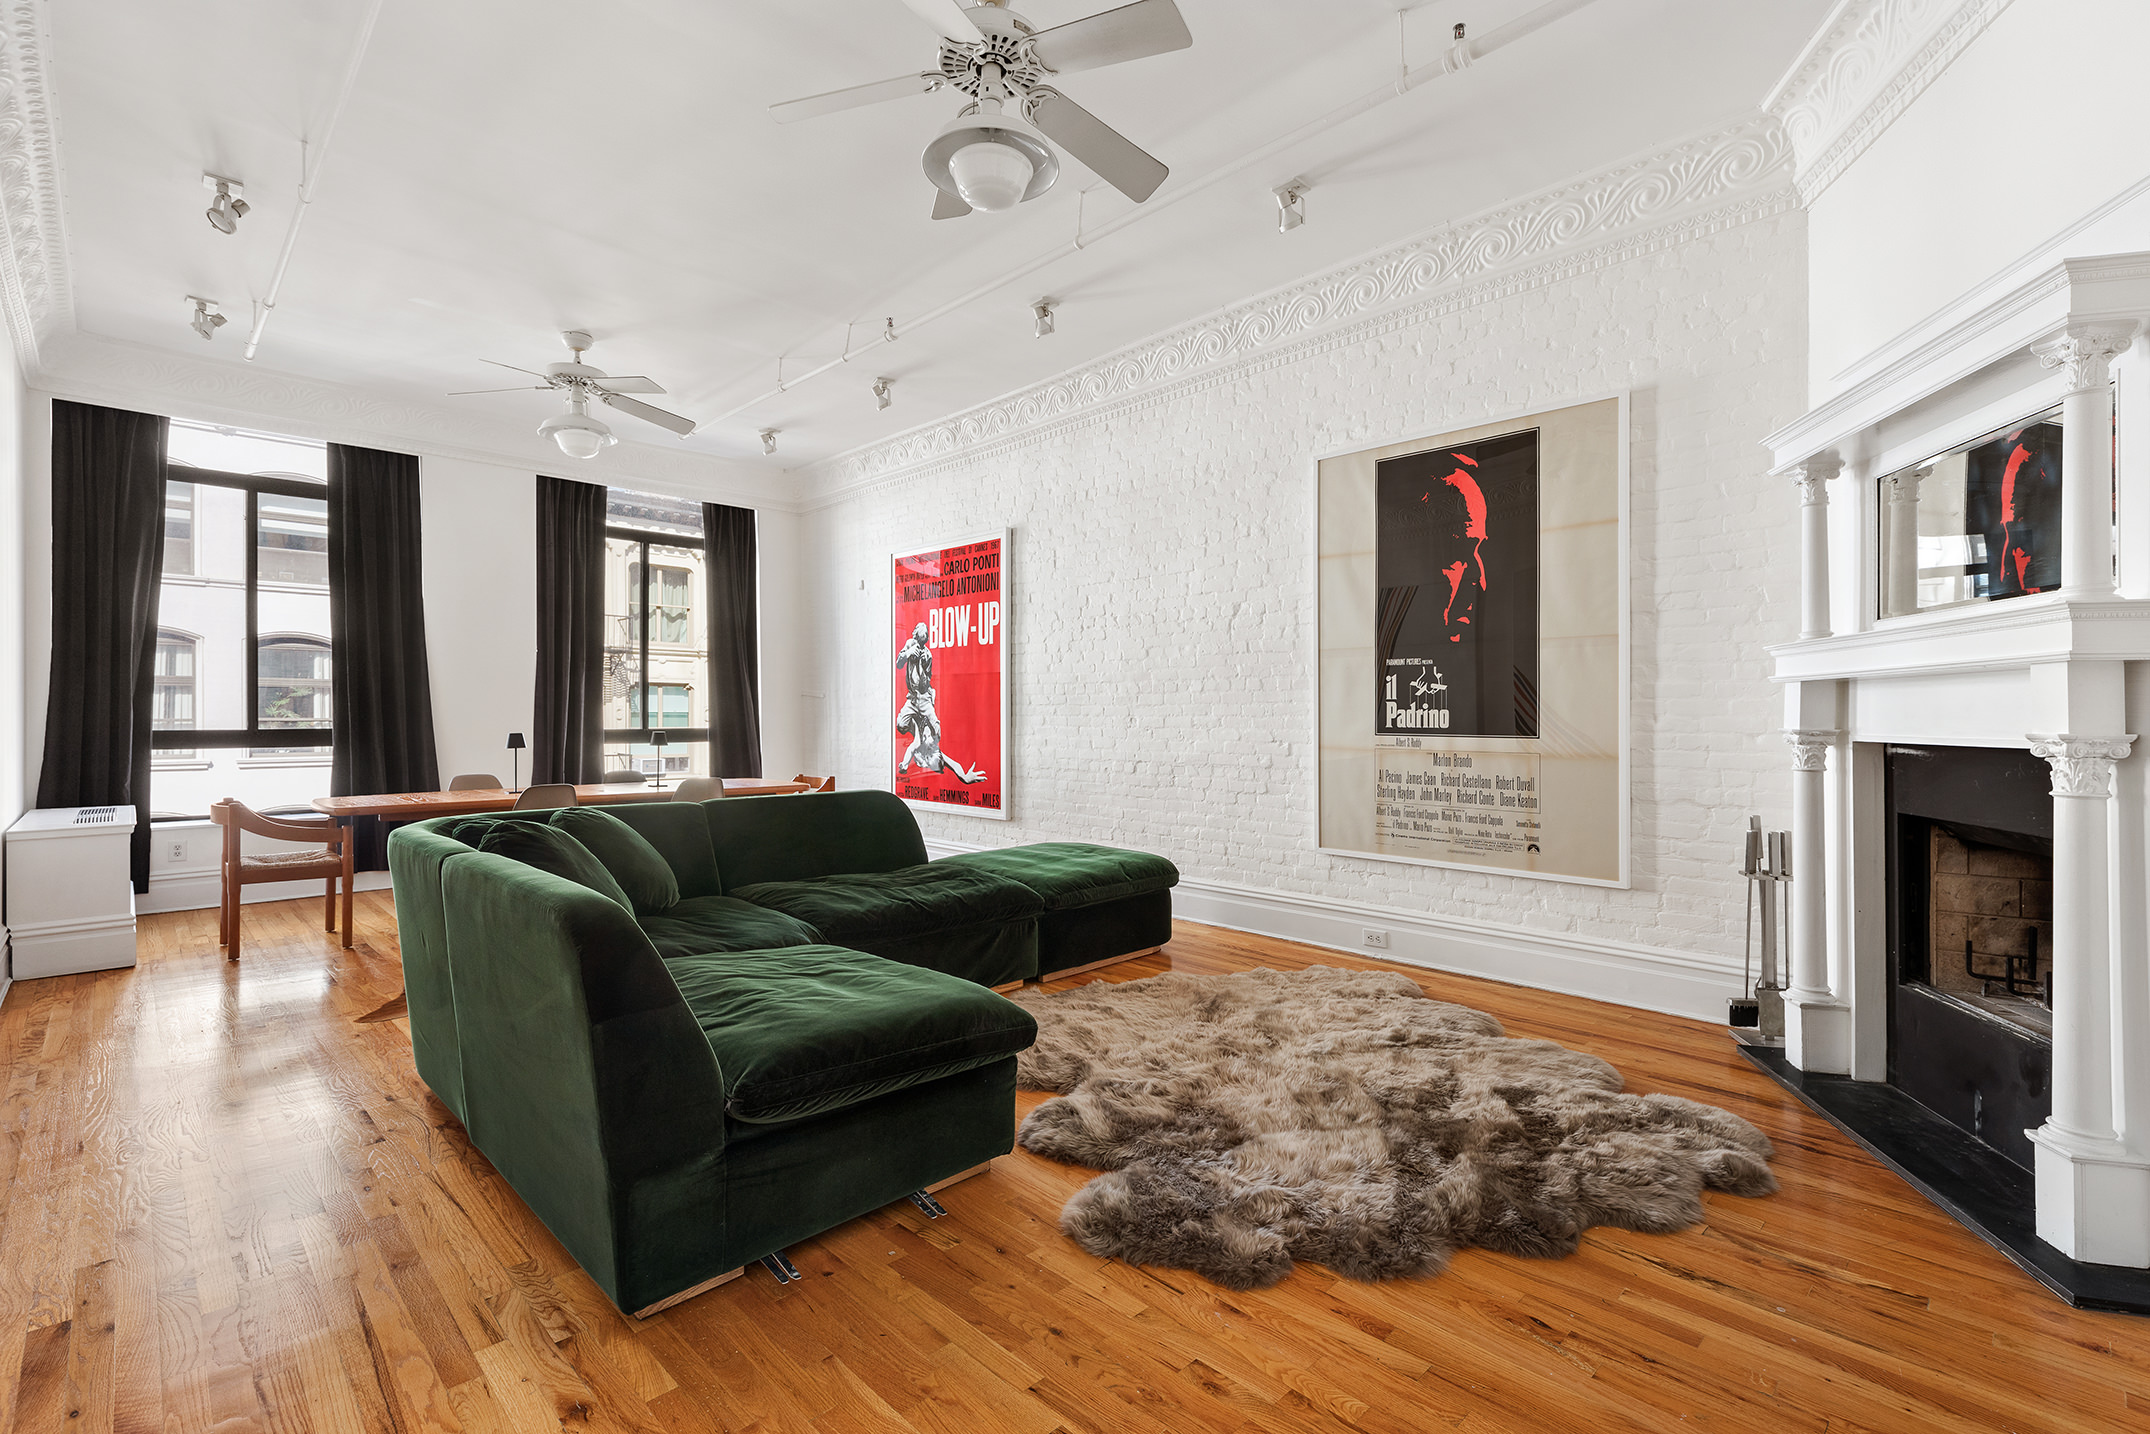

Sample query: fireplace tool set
[1729,815,1790,1042]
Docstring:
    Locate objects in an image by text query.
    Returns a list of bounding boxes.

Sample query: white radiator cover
[5,805,138,978]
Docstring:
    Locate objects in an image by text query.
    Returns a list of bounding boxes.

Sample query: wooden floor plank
[6,895,2150,1431]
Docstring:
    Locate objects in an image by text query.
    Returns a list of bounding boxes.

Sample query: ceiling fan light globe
[948,139,1033,213]
[538,411,616,460]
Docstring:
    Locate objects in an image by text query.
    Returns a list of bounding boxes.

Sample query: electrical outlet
[1361,928,1390,950]
[165,838,187,863]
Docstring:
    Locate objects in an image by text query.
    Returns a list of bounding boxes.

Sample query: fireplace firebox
[1886,744,2054,1169]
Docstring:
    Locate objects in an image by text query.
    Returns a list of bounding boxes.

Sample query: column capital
[2028,733,2136,797]
[2033,323,2138,394]
[1787,453,1841,505]
[1883,466,1924,504]
[1785,729,1838,771]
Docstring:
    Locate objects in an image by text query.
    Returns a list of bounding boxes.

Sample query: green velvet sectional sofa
[386,788,1177,1317]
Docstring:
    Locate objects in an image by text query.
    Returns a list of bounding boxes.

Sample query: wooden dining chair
[512,784,578,811]
[672,776,723,802]
[448,773,502,790]
[793,773,836,792]
[210,799,354,960]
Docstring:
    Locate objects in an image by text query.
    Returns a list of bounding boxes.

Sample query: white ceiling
[50,0,1829,472]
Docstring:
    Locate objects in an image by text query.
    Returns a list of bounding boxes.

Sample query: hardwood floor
[4,897,2149,1433]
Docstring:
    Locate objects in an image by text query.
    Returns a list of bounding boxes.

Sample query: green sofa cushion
[936,842,1180,910]
[641,896,823,959]
[476,823,634,912]
[599,801,724,900]
[729,864,1043,943]
[665,945,1037,1124]
[703,789,929,888]
[550,807,680,915]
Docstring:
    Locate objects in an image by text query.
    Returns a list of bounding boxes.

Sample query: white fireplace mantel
[1764,251,2150,474]
[1760,249,2150,1271]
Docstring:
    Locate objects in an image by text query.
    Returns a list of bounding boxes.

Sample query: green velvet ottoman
[935,842,1179,978]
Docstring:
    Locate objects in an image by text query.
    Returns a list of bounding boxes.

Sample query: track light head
[760,428,780,456]
[186,296,227,341]
[1032,299,1056,339]
[1274,180,1307,234]
[202,174,248,235]
[872,377,893,411]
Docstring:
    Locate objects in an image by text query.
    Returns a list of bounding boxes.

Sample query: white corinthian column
[2026,732,2150,1266]
[1791,455,1840,640]
[2033,324,2135,599]
[1782,728,1848,1073]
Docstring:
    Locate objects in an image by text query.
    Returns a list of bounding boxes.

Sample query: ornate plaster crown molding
[0,0,73,374]
[37,330,793,509]
[800,116,1793,505]
[1764,0,2013,205]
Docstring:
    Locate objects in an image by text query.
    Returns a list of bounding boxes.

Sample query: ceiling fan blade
[589,375,665,395]
[1029,0,1191,74]
[895,0,983,41]
[770,71,942,124]
[932,187,972,220]
[1027,88,1168,202]
[481,359,555,380]
[599,392,697,437]
[447,385,551,396]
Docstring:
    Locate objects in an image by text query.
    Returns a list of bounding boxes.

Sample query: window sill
[237,757,333,769]
[153,760,214,771]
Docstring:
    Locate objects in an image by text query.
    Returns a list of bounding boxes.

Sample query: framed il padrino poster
[891,531,1009,820]
[1317,396,1629,886]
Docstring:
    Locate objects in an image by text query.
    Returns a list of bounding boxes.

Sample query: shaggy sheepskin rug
[1010,966,1776,1290]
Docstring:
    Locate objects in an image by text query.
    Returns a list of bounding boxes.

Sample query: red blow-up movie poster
[891,532,1008,820]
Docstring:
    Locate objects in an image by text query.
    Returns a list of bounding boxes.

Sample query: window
[254,637,332,754]
[603,488,709,779]
[151,420,333,820]
[163,482,195,575]
[153,631,197,761]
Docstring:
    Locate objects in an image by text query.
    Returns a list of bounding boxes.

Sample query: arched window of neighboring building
[254,635,332,756]
[153,630,198,760]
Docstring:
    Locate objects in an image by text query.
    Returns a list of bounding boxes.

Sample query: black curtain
[703,502,762,778]
[534,476,606,785]
[328,443,441,869]
[37,401,169,892]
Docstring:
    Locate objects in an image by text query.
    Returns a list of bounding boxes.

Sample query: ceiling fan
[770,0,1192,219]
[452,331,697,459]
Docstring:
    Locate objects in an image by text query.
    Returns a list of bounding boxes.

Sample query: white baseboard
[136,868,393,916]
[925,838,1742,1023]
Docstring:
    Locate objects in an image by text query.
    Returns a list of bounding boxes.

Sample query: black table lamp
[648,730,668,788]
[506,731,526,792]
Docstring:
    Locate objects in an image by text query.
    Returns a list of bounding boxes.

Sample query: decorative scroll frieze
[1765,0,2015,204]
[804,117,1793,502]
[2027,734,2136,799]
[0,0,72,373]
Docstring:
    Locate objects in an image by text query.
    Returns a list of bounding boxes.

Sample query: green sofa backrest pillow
[550,807,681,915]
[590,801,724,899]
[702,789,930,889]
[477,823,635,912]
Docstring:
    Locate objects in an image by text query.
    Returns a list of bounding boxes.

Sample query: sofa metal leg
[908,1190,948,1219]
[759,1251,804,1284]
[631,1265,744,1319]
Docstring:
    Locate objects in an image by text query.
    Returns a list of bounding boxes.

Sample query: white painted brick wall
[801,209,1808,976]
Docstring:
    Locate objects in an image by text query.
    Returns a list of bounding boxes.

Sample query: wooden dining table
[310,778,807,822]
[317,778,812,1024]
